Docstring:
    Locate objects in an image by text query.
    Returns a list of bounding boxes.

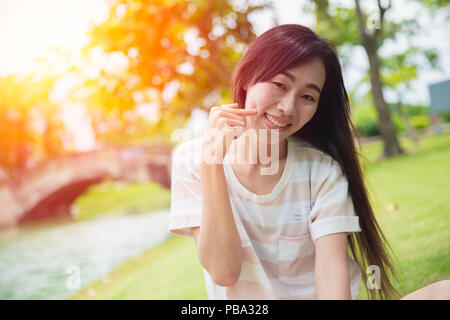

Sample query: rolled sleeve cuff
[168,214,202,238]
[310,216,361,245]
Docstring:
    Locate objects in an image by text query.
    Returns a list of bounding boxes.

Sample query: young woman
[168,24,449,300]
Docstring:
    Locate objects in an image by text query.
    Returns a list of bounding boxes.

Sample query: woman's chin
[258,130,287,145]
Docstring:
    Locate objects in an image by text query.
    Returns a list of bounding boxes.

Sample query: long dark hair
[231,24,401,300]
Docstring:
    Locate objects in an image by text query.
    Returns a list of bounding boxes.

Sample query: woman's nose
[277,97,296,118]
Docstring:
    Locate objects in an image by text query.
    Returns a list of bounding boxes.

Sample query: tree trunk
[365,40,404,157]
[395,94,419,150]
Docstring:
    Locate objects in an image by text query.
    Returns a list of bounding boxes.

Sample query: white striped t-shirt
[168,135,362,299]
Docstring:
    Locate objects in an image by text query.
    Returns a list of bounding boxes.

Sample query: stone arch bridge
[0,145,173,229]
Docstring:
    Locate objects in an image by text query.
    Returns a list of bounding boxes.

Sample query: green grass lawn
[72,181,171,221]
[70,132,450,300]
[357,133,450,299]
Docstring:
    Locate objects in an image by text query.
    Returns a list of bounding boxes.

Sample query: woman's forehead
[280,59,326,88]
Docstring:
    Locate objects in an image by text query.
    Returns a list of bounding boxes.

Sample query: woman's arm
[193,162,244,287]
[315,232,352,299]
[192,103,254,287]
[400,280,450,300]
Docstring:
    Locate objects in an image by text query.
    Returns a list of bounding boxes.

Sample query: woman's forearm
[315,233,352,299]
[315,262,351,299]
[198,162,243,287]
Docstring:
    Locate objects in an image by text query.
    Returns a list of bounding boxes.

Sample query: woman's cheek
[254,83,275,101]
[301,105,317,124]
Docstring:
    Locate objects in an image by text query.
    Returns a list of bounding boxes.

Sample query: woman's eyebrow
[280,70,321,94]
[305,83,321,94]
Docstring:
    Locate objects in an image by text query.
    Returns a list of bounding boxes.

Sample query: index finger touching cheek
[231,108,257,116]
[221,103,239,109]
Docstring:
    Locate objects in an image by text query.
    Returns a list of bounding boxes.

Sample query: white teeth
[266,113,288,128]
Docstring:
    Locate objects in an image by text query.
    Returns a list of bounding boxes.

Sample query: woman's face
[243,57,326,142]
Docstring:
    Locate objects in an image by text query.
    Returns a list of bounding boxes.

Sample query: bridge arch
[0,145,172,228]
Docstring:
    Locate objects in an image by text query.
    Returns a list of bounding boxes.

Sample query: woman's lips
[263,112,292,132]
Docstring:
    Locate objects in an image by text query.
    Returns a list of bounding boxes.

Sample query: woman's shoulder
[173,136,203,155]
[289,136,342,177]
[171,137,204,170]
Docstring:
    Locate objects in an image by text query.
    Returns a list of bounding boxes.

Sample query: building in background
[428,79,450,134]
[429,79,450,115]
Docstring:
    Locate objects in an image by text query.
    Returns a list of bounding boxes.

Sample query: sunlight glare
[0,0,109,76]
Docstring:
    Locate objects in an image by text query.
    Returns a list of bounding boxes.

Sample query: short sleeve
[168,139,203,238]
[308,161,361,244]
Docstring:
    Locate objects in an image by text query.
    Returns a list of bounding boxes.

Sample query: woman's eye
[271,82,286,90]
[302,95,315,102]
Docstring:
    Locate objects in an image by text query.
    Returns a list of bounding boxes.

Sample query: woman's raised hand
[202,103,257,164]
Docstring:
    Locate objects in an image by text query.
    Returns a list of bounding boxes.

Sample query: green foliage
[75,0,268,145]
[410,115,431,129]
[381,46,439,92]
[355,118,380,137]
[440,111,450,123]
[353,107,405,137]
[391,113,406,133]
[310,3,362,48]
[352,102,431,136]
[388,103,431,130]
[402,104,430,117]
[309,0,442,151]
[417,0,450,12]
[0,75,71,179]
[352,102,380,137]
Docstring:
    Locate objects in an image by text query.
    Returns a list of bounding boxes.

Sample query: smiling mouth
[264,113,292,129]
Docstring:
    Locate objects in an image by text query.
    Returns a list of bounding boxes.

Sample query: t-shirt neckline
[223,136,294,203]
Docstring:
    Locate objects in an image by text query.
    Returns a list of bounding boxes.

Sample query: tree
[309,0,408,157]
[417,0,450,14]
[72,0,268,145]
[0,75,71,180]
[381,46,439,149]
